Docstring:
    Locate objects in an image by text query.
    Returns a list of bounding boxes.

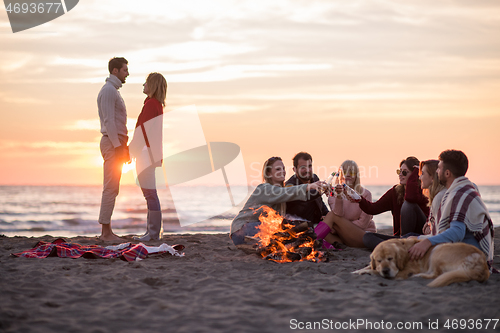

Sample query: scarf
[436,176,494,264]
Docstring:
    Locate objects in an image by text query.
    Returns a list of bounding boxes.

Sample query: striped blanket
[12,238,185,262]
[437,176,494,265]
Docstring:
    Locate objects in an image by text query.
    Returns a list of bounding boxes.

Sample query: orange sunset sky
[1,0,499,186]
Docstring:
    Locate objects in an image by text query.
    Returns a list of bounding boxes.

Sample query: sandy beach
[1,228,499,333]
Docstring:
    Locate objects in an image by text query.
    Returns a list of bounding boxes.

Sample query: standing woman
[132,72,167,241]
[230,156,325,246]
[418,159,446,236]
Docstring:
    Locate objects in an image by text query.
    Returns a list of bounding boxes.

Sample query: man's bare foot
[98,233,123,242]
[99,224,123,242]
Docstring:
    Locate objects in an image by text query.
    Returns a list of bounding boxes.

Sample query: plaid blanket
[12,238,185,262]
[437,176,494,265]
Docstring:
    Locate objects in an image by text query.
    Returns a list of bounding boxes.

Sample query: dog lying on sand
[353,238,490,287]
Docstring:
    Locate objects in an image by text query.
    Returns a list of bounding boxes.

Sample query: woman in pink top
[320,160,375,248]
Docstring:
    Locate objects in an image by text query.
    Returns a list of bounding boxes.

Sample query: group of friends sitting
[230,150,495,269]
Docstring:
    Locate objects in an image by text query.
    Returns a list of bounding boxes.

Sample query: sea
[1,185,499,238]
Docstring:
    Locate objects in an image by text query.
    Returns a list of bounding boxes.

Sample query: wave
[0,211,88,216]
[122,208,178,214]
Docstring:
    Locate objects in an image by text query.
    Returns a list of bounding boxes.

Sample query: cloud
[0,95,51,104]
[0,140,96,152]
[195,104,265,114]
[2,0,500,87]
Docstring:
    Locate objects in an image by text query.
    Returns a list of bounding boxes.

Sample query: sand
[1,229,499,333]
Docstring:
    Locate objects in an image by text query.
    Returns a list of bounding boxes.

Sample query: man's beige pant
[98,135,126,225]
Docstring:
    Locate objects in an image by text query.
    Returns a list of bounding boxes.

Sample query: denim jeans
[363,232,422,250]
[137,165,161,211]
[231,222,261,246]
[400,200,427,235]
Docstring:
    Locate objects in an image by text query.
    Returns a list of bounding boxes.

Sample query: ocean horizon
[1,184,499,238]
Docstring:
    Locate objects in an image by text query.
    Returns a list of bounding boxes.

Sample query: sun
[122,160,136,174]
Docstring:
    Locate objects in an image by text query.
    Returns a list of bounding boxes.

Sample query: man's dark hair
[108,57,128,74]
[439,149,468,178]
[292,152,312,169]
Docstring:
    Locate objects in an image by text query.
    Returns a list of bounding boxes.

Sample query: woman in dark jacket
[360,156,429,250]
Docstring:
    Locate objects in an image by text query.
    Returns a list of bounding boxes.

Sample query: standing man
[285,152,329,225]
[97,57,129,241]
[408,150,494,267]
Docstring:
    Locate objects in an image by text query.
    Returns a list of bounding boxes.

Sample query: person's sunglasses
[396,169,410,176]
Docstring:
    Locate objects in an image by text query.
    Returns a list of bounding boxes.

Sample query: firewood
[295,247,312,257]
[273,231,291,239]
[297,233,315,242]
[312,239,323,250]
[265,251,302,262]
[236,243,258,255]
[289,222,310,235]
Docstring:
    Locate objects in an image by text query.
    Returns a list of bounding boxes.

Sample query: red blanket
[12,238,185,262]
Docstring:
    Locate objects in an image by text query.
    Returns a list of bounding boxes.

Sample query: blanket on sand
[437,176,494,265]
[12,238,185,262]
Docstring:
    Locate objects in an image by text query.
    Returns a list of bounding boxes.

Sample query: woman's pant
[362,233,397,250]
[400,200,426,235]
[231,222,261,246]
[363,232,422,250]
[137,166,161,211]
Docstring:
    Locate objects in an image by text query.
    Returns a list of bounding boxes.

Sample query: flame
[252,206,325,263]
[254,206,284,246]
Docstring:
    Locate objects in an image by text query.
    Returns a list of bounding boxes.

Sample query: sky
[0,0,499,186]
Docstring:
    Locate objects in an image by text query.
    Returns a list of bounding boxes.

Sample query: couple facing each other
[231,150,494,267]
[230,152,376,249]
[97,56,167,242]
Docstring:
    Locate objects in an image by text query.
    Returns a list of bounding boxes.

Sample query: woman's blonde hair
[262,156,285,215]
[420,159,445,206]
[146,72,167,106]
[262,156,283,186]
[339,160,364,195]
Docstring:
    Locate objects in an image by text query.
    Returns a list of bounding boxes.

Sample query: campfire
[249,206,326,263]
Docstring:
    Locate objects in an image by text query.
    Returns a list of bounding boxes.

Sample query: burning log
[287,222,310,236]
[273,231,293,239]
[256,239,282,257]
[284,238,313,250]
[295,247,312,258]
[281,219,313,229]
[264,251,302,262]
[312,239,323,250]
[297,228,317,240]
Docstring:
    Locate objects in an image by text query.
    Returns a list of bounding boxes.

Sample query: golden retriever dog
[353,238,490,287]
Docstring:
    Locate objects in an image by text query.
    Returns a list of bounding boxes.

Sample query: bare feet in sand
[99,224,123,242]
[98,233,123,242]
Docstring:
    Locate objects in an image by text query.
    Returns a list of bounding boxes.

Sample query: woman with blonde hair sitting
[418,159,446,236]
[316,160,375,248]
